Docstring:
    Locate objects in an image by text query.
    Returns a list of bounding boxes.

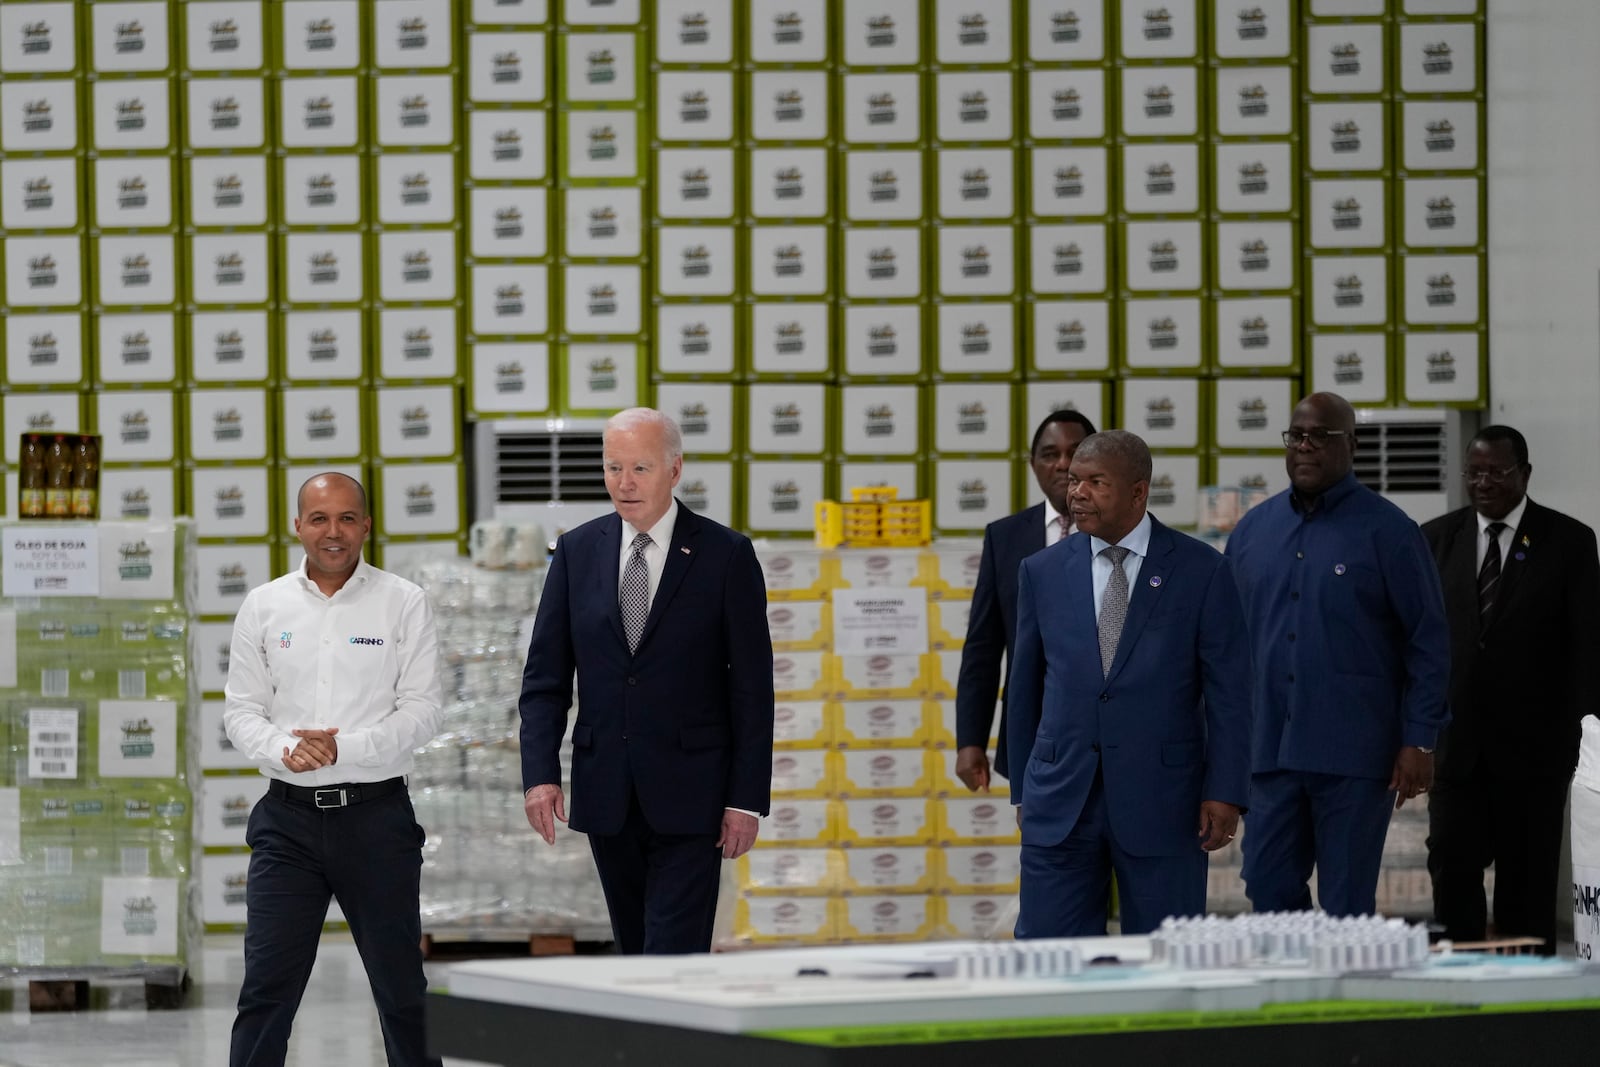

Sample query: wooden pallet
[24,969,191,1012]
[420,929,613,961]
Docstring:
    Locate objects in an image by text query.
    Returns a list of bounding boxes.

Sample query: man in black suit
[1422,425,1600,952]
[955,409,1097,792]
[520,407,775,954]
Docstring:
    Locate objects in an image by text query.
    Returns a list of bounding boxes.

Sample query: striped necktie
[1477,521,1507,626]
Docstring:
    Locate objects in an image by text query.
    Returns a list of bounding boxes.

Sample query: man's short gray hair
[604,407,683,462]
[1073,429,1153,485]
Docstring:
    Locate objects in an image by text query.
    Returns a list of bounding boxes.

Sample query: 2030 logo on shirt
[349,636,385,646]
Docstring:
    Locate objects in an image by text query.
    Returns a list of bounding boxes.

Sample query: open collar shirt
[223,559,443,785]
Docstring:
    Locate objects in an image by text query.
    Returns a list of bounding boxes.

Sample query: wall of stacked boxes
[0,0,1484,942]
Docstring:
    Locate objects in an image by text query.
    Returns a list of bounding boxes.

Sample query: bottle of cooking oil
[71,435,99,518]
[19,433,47,518]
[44,434,73,517]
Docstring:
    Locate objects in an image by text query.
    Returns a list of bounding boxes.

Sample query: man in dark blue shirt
[1225,392,1450,917]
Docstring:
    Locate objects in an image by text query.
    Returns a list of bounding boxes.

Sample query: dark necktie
[621,532,652,652]
[1098,545,1131,676]
[1477,521,1507,626]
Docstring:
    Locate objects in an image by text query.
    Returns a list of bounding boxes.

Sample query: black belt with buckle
[269,776,406,809]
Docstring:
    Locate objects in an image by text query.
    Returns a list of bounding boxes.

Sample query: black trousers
[231,785,440,1067]
[587,787,723,954]
[1427,765,1571,954]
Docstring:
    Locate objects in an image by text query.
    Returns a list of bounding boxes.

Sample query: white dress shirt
[1044,501,1073,547]
[223,560,444,785]
[1087,512,1153,617]
[618,498,679,599]
[1476,495,1528,571]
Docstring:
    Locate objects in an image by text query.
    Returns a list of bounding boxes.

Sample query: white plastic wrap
[399,558,610,935]
[1572,715,1600,961]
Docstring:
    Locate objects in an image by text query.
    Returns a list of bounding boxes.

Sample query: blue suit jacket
[1006,516,1253,856]
[955,503,1047,777]
[518,503,775,836]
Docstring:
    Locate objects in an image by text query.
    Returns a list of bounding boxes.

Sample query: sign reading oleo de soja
[831,587,928,656]
[1,525,100,598]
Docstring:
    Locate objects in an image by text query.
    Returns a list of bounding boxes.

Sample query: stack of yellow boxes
[733,540,1020,945]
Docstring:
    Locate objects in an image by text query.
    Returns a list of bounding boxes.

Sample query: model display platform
[428,914,1600,1066]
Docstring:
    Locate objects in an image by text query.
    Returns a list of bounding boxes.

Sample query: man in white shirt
[224,472,444,1067]
[520,407,774,954]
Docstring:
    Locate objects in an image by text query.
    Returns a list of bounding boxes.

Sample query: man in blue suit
[519,407,774,954]
[1007,430,1254,937]
[956,409,1097,792]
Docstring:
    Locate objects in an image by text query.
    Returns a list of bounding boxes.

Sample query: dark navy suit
[956,503,1049,778]
[1006,517,1253,936]
[519,502,774,952]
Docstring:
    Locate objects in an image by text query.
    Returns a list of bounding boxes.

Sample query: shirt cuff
[726,807,761,819]
[1402,724,1440,751]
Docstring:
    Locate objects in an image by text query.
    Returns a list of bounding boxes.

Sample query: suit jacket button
[627,676,638,686]
[1099,693,1109,702]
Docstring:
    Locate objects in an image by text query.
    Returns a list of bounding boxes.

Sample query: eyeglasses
[1462,465,1521,486]
[1281,429,1349,449]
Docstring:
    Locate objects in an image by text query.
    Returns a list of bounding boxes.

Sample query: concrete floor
[0,936,491,1067]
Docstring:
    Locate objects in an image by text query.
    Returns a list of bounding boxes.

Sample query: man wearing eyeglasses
[1225,392,1451,918]
[1420,426,1600,953]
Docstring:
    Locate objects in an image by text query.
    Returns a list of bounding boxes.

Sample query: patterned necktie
[1056,514,1071,542]
[1098,545,1131,677]
[1477,521,1507,626]
[621,532,652,652]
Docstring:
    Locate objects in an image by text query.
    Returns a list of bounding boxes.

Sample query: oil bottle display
[15,433,102,521]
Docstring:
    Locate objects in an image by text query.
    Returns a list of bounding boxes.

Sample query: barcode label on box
[27,707,78,780]
[120,847,150,876]
[40,670,68,697]
[118,670,146,699]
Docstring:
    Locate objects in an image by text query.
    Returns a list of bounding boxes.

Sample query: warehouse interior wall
[1487,0,1600,528]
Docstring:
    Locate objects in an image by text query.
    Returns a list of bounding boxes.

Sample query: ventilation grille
[492,431,608,503]
[1352,421,1448,495]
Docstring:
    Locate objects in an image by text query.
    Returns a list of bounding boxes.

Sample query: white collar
[622,498,680,549]
[298,557,373,597]
[1476,496,1528,538]
[1089,512,1154,560]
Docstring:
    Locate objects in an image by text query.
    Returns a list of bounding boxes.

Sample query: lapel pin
[1514,552,1526,561]
[680,546,691,555]
[1334,563,1347,575]
[1521,534,1531,548]
[1148,575,1162,588]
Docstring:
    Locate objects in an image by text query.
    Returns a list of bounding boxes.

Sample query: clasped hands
[281,728,339,772]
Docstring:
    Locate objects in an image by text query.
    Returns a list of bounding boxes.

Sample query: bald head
[1072,430,1153,485]
[297,472,367,518]
[1299,392,1356,434]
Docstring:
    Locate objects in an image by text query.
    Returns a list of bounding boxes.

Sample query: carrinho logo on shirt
[349,636,385,646]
